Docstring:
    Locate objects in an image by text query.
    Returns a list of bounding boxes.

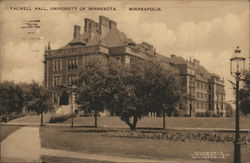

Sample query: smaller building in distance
[43,15,226,117]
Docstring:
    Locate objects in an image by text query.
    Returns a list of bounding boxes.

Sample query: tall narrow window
[209,94,212,100]
[53,59,62,71]
[68,75,78,86]
[68,58,78,69]
[53,75,62,87]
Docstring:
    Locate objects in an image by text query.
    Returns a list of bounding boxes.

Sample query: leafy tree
[239,71,250,115]
[23,81,53,126]
[105,59,183,130]
[0,81,24,118]
[77,60,108,127]
[77,58,183,130]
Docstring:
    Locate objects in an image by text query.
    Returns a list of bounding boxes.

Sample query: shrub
[103,130,249,144]
[0,113,26,122]
[195,112,206,117]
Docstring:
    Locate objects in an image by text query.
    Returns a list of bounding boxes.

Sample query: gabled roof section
[101,28,127,47]
[195,65,211,79]
[68,37,87,45]
[169,55,186,65]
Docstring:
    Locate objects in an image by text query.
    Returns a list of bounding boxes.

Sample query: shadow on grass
[63,129,107,133]
[60,126,168,134]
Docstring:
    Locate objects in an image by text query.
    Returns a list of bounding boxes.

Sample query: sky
[0,0,249,102]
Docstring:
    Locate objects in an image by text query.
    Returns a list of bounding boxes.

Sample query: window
[53,59,62,71]
[209,94,212,100]
[197,82,200,88]
[68,58,78,69]
[197,92,199,98]
[197,102,199,109]
[209,103,212,110]
[68,75,78,86]
[53,92,58,103]
[53,75,62,87]
[209,85,212,91]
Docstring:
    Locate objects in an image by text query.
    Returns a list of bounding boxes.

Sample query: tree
[77,59,108,127]
[239,71,250,115]
[105,59,183,130]
[0,81,24,120]
[23,81,53,126]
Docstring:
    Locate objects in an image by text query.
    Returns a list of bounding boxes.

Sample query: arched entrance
[60,91,69,105]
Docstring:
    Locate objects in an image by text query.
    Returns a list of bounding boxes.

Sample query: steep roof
[195,65,211,79]
[156,54,171,64]
[169,56,186,65]
[68,37,87,45]
[101,28,127,47]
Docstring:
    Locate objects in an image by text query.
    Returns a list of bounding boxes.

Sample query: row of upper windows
[196,81,210,90]
[195,101,223,110]
[196,92,224,101]
[196,101,208,110]
[52,55,108,71]
[53,58,78,71]
[196,102,212,110]
[196,92,217,101]
[52,74,78,87]
[216,94,224,101]
[196,92,208,100]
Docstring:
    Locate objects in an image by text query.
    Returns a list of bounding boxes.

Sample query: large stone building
[43,15,226,116]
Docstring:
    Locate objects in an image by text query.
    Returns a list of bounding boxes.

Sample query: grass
[7,114,51,124]
[10,114,250,130]
[63,116,250,129]
[0,125,21,142]
[40,155,114,163]
[40,127,250,163]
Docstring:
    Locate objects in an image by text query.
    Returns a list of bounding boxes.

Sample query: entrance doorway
[60,91,69,105]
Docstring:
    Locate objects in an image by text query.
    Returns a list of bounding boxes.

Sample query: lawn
[0,125,21,142]
[63,116,250,129]
[40,127,250,163]
[9,114,250,130]
[40,155,114,163]
[7,114,52,124]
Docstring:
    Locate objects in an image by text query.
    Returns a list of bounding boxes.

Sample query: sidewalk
[1,127,41,162]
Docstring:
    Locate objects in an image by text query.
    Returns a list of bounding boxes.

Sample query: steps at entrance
[55,105,72,116]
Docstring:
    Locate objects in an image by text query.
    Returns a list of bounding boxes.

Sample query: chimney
[193,59,200,66]
[99,16,110,35]
[48,42,51,50]
[73,25,81,38]
[99,16,110,27]
[109,20,117,29]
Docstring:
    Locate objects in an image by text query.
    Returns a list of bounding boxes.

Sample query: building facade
[43,15,226,116]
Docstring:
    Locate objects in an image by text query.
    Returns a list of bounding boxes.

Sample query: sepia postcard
[0,0,249,163]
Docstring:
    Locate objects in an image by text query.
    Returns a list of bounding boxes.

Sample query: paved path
[1,127,41,162]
